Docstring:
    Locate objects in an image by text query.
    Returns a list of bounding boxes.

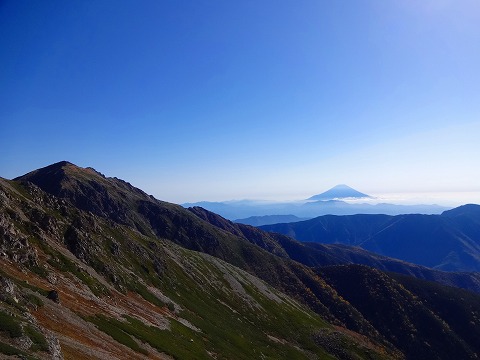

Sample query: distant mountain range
[261,205,480,272]
[2,161,480,359]
[235,214,309,226]
[183,184,448,220]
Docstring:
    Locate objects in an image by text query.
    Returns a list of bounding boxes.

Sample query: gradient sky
[1,0,480,203]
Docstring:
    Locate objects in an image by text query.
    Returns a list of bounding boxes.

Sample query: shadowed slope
[317,265,478,360]
[261,209,480,272]
[190,207,480,294]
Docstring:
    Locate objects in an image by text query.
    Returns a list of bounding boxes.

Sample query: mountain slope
[390,271,480,356]
[4,161,480,359]
[15,162,383,336]
[190,207,480,294]
[1,174,394,360]
[9,162,399,355]
[261,210,480,272]
[317,265,479,360]
[443,204,480,221]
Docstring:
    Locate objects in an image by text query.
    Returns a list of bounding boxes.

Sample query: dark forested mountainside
[261,208,480,272]
[317,265,480,360]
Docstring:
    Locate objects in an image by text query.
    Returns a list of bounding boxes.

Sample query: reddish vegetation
[1,259,170,359]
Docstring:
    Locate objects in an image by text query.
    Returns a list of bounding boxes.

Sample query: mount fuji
[307,184,372,201]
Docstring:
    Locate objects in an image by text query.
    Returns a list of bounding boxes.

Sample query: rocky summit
[1,161,480,359]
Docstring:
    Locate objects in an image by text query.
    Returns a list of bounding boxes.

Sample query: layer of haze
[1,1,479,204]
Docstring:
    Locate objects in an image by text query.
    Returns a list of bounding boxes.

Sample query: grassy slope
[0,177,394,359]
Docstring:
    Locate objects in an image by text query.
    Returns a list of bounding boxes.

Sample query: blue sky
[1,0,480,203]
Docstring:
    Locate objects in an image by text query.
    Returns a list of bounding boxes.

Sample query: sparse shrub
[29,265,48,278]
[25,293,44,308]
[24,325,49,352]
[89,315,148,355]
[2,295,26,312]
[0,341,28,357]
[127,282,165,308]
[0,311,22,338]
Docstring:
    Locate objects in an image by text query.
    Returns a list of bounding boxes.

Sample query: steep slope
[261,210,480,272]
[317,265,479,360]
[390,272,480,356]
[0,175,394,360]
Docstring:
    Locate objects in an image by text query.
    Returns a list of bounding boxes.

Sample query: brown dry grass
[1,259,171,360]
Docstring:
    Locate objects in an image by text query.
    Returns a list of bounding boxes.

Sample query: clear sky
[1,0,480,203]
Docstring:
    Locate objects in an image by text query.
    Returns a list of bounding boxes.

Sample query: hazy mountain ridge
[183,185,448,220]
[261,209,480,272]
[235,214,309,226]
[1,161,480,359]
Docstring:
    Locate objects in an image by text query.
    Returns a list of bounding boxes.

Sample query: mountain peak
[308,184,371,201]
[13,160,156,234]
[26,160,75,174]
[14,161,105,194]
[50,160,74,168]
[441,204,480,220]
